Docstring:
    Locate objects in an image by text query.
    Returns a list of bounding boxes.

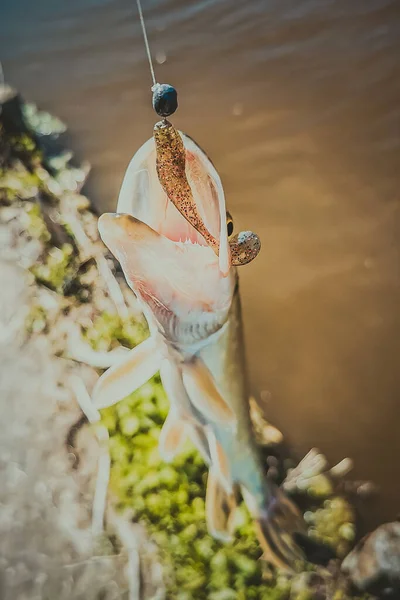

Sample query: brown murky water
[1,0,399,529]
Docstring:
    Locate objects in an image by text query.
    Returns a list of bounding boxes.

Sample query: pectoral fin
[159,413,212,464]
[207,428,232,494]
[92,336,162,409]
[158,410,187,462]
[189,425,211,464]
[206,469,236,543]
[160,358,193,418]
[159,358,212,463]
[181,358,236,425]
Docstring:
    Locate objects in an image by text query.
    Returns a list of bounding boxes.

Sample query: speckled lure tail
[153,117,261,274]
[153,119,220,254]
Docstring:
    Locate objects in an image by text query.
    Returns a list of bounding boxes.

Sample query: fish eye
[226,211,234,238]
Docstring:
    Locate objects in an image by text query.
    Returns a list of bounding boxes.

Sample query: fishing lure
[93,0,304,570]
[153,115,261,273]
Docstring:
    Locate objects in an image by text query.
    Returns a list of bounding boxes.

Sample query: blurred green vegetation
[307,498,356,559]
[83,311,148,352]
[101,376,290,600]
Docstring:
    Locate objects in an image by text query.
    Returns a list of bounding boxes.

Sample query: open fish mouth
[108,125,260,273]
[115,130,229,265]
[97,210,233,330]
[98,126,263,341]
[97,131,235,336]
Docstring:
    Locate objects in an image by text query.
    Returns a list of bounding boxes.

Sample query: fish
[93,122,305,569]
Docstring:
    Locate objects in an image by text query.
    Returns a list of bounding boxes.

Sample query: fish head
[98,133,236,341]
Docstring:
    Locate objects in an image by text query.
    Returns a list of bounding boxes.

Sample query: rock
[342,521,400,593]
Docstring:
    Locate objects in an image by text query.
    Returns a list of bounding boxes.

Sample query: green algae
[306,498,356,559]
[0,162,40,204]
[30,243,77,294]
[26,202,52,243]
[83,311,148,352]
[7,133,43,168]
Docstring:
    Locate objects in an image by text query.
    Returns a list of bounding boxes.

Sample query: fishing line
[135,0,178,117]
[135,0,157,88]
[131,3,198,137]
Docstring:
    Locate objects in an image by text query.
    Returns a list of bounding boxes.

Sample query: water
[1,0,399,529]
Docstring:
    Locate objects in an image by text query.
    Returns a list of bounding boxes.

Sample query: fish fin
[158,411,187,462]
[181,358,236,425]
[159,358,193,418]
[92,336,162,409]
[189,424,211,464]
[207,428,232,494]
[242,485,306,572]
[206,469,236,543]
[160,359,213,463]
[160,358,212,462]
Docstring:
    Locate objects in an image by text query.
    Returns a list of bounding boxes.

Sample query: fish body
[197,286,267,502]
[94,128,303,568]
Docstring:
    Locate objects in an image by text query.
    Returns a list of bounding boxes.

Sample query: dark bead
[152,83,178,117]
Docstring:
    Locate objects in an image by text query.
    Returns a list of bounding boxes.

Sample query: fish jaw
[116,131,231,275]
[98,212,235,342]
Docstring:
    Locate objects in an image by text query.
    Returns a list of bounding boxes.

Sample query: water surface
[1,0,399,529]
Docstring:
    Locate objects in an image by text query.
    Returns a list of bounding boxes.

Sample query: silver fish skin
[166,277,304,569]
[195,281,269,504]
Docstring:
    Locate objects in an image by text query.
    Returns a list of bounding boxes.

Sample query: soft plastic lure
[153,117,261,274]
